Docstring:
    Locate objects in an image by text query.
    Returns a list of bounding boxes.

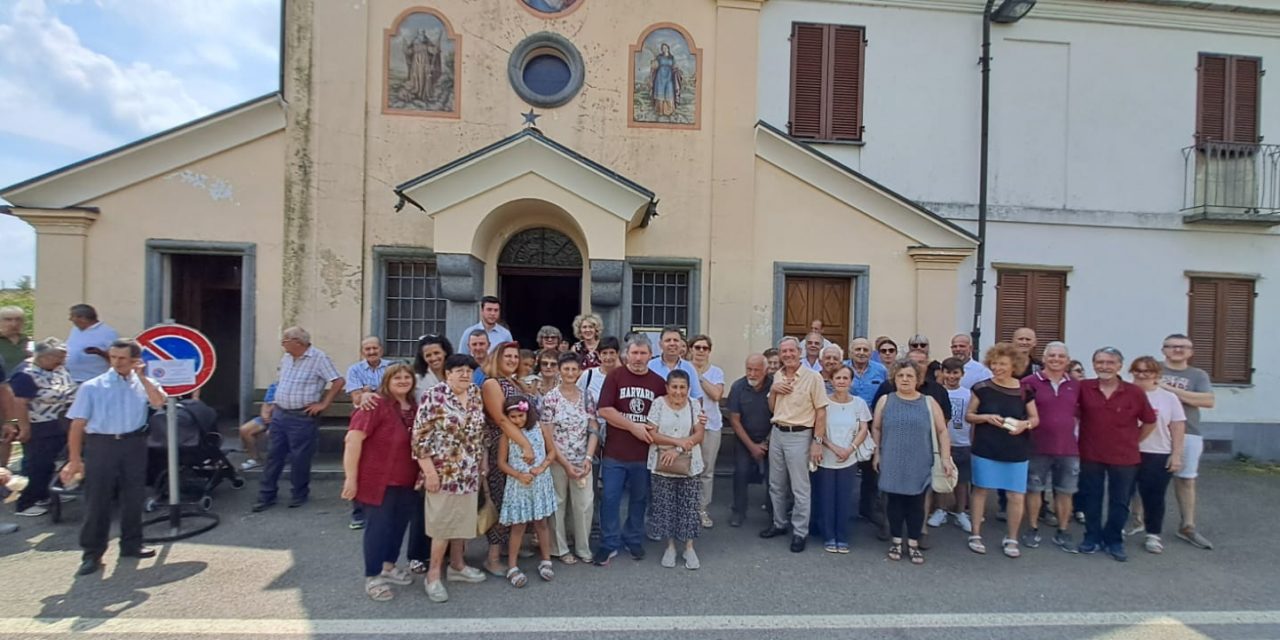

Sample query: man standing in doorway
[594,335,666,566]
[759,337,829,553]
[1076,347,1155,561]
[60,339,166,576]
[65,304,119,384]
[951,333,992,389]
[456,295,512,353]
[809,320,834,350]
[253,327,344,512]
[727,354,772,528]
[648,326,704,402]
[1158,333,1216,550]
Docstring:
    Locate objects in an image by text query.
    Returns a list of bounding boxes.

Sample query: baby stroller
[144,398,244,513]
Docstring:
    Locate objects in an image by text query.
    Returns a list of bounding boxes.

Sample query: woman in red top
[341,362,421,601]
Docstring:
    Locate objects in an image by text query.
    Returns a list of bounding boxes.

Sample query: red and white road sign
[136,324,217,396]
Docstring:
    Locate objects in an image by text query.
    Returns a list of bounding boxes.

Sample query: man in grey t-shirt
[1159,333,1216,550]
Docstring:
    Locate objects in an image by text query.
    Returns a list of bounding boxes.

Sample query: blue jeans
[599,458,650,553]
[258,410,318,503]
[361,486,415,577]
[814,465,857,544]
[1078,461,1138,547]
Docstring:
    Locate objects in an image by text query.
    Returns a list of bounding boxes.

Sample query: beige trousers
[699,428,722,511]
[549,464,594,559]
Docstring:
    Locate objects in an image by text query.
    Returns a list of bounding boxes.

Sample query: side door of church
[783,276,851,349]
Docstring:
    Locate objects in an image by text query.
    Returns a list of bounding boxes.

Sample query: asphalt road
[1,462,1277,639]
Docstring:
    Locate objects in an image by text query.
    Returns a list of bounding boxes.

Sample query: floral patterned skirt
[646,475,701,541]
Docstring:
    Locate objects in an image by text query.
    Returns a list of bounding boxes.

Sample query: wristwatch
[812,437,825,446]
[675,446,685,453]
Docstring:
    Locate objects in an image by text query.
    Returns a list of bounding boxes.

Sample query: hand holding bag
[655,402,696,477]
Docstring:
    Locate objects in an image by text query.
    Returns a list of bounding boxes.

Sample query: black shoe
[790,535,806,553]
[288,497,307,508]
[729,513,744,528]
[120,547,157,559]
[759,526,788,539]
[76,557,102,576]
[627,544,646,561]
[591,548,618,567]
[251,500,275,513]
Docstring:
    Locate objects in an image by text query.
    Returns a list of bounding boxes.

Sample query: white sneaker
[927,509,948,528]
[953,512,973,533]
[17,505,48,517]
[700,511,714,529]
[240,459,262,471]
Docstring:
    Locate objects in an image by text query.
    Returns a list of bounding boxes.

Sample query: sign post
[137,323,219,541]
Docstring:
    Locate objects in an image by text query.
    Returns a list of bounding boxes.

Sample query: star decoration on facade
[522,109,541,127]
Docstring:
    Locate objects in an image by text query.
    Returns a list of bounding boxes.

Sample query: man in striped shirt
[253,327,344,512]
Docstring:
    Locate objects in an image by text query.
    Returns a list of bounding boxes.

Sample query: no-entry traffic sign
[137,324,217,396]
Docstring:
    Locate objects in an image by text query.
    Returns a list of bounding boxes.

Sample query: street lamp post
[971,0,1036,353]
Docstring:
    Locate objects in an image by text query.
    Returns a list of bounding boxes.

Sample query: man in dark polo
[727,354,773,528]
[1075,346,1155,562]
[60,339,167,576]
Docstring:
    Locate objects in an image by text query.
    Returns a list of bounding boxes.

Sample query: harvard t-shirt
[598,366,667,463]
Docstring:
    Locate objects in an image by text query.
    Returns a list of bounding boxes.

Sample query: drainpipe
[971,0,996,353]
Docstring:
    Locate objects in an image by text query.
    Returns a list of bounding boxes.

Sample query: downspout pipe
[971,0,996,353]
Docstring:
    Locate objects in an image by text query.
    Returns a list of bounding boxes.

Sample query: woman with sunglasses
[1067,361,1086,382]
[1127,356,1185,554]
[688,334,725,528]
[874,337,899,364]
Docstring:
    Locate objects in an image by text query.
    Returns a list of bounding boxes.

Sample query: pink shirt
[1140,387,1186,455]
[1021,372,1079,457]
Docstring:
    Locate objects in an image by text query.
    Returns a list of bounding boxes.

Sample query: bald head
[848,337,872,365]
[745,354,767,386]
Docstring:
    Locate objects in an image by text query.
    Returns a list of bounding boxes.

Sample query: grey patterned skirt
[646,475,701,541]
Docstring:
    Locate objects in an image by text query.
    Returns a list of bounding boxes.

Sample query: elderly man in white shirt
[64,304,118,384]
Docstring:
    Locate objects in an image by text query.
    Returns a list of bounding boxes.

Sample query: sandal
[558,553,578,565]
[408,560,428,574]
[365,577,394,601]
[968,535,987,555]
[538,560,555,581]
[1002,537,1021,558]
[908,545,925,565]
[379,566,413,586]
[506,566,527,588]
[887,542,903,561]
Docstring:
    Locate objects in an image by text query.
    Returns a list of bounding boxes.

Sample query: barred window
[382,259,447,358]
[630,269,689,333]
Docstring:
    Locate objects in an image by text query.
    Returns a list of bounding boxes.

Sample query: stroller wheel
[199,496,214,512]
[144,498,159,513]
[230,477,246,489]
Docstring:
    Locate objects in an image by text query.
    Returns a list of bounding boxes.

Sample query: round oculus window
[508,33,584,108]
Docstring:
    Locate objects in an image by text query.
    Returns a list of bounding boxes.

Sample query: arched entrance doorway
[497,227,583,348]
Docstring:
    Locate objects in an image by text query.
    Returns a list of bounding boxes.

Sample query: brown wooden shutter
[995,271,1030,343]
[1031,271,1067,352]
[1197,54,1228,143]
[1220,279,1255,383]
[1187,278,1220,375]
[1232,57,1261,144]
[829,26,865,141]
[790,23,826,139]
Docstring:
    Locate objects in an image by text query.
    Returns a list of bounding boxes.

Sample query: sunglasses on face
[1071,368,1084,374]
[880,348,896,354]
[909,342,928,348]
[692,345,710,351]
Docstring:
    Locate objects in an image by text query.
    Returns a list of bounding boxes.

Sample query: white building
[756,0,1280,457]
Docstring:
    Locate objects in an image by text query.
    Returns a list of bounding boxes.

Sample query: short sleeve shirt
[274,347,342,410]
[65,322,119,383]
[647,357,704,400]
[349,398,419,505]
[9,364,76,423]
[821,397,872,469]
[540,385,597,467]
[412,382,486,494]
[644,396,704,477]
[1022,372,1080,457]
[960,358,993,389]
[697,365,725,432]
[345,359,393,394]
[66,371,164,435]
[945,386,973,447]
[727,377,773,440]
[1158,363,1212,436]
[1141,387,1186,455]
[770,367,830,427]
[970,380,1035,463]
[846,360,888,408]
[598,367,667,463]
[1077,379,1157,466]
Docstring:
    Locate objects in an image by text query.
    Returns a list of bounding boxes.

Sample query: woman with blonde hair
[571,313,604,369]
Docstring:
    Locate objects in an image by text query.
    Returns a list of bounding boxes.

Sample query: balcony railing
[1182,141,1280,226]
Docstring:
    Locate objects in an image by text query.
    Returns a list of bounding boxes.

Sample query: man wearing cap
[61,339,167,576]
[8,338,77,517]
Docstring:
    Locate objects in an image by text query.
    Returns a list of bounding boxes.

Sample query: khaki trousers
[549,464,594,559]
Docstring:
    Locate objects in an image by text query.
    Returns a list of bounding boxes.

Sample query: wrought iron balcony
[1182,141,1280,226]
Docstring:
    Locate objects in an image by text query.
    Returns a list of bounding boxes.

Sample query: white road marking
[2,611,1279,635]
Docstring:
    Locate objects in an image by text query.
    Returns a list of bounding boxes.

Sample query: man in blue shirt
[61,339,167,576]
[456,296,512,354]
[843,337,887,407]
[647,325,703,400]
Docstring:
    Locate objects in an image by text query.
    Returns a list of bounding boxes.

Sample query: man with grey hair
[593,333,667,565]
[728,353,773,528]
[0,306,30,372]
[253,327,344,513]
[8,338,75,517]
[342,335,391,529]
[64,304,118,384]
[819,344,844,394]
[801,332,825,373]
[1021,341,1081,551]
[760,336,829,553]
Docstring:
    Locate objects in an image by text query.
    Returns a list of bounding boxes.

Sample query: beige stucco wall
[749,157,929,354]
[76,131,286,386]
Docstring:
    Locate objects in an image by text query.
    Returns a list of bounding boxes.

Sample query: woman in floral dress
[480,341,532,577]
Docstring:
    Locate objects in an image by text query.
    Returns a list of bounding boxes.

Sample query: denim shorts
[1027,454,1080,494]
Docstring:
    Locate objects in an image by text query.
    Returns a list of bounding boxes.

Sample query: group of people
[0,298,1218,597]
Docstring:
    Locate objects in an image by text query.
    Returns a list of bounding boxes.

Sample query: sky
[0,0,280,288]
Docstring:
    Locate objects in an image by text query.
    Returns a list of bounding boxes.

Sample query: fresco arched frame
[383,6,462,119]
[628,22,702,131]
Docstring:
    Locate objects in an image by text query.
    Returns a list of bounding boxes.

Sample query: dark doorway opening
[496,227,584,349]
[168,253,242,419]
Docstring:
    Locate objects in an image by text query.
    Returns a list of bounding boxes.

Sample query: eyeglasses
[692,345,710,351]
[1132,368,1157,374]
[1071,368,1084,374]
[1162,344,1191,350]
[909,342,928,348]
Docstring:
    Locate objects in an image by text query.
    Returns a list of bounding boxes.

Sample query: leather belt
[772,424,812,433]
[87,427,148,440]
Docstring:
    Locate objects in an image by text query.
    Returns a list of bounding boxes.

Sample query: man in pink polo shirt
[1075,346,1156,562]
[1021,341,1080,552]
